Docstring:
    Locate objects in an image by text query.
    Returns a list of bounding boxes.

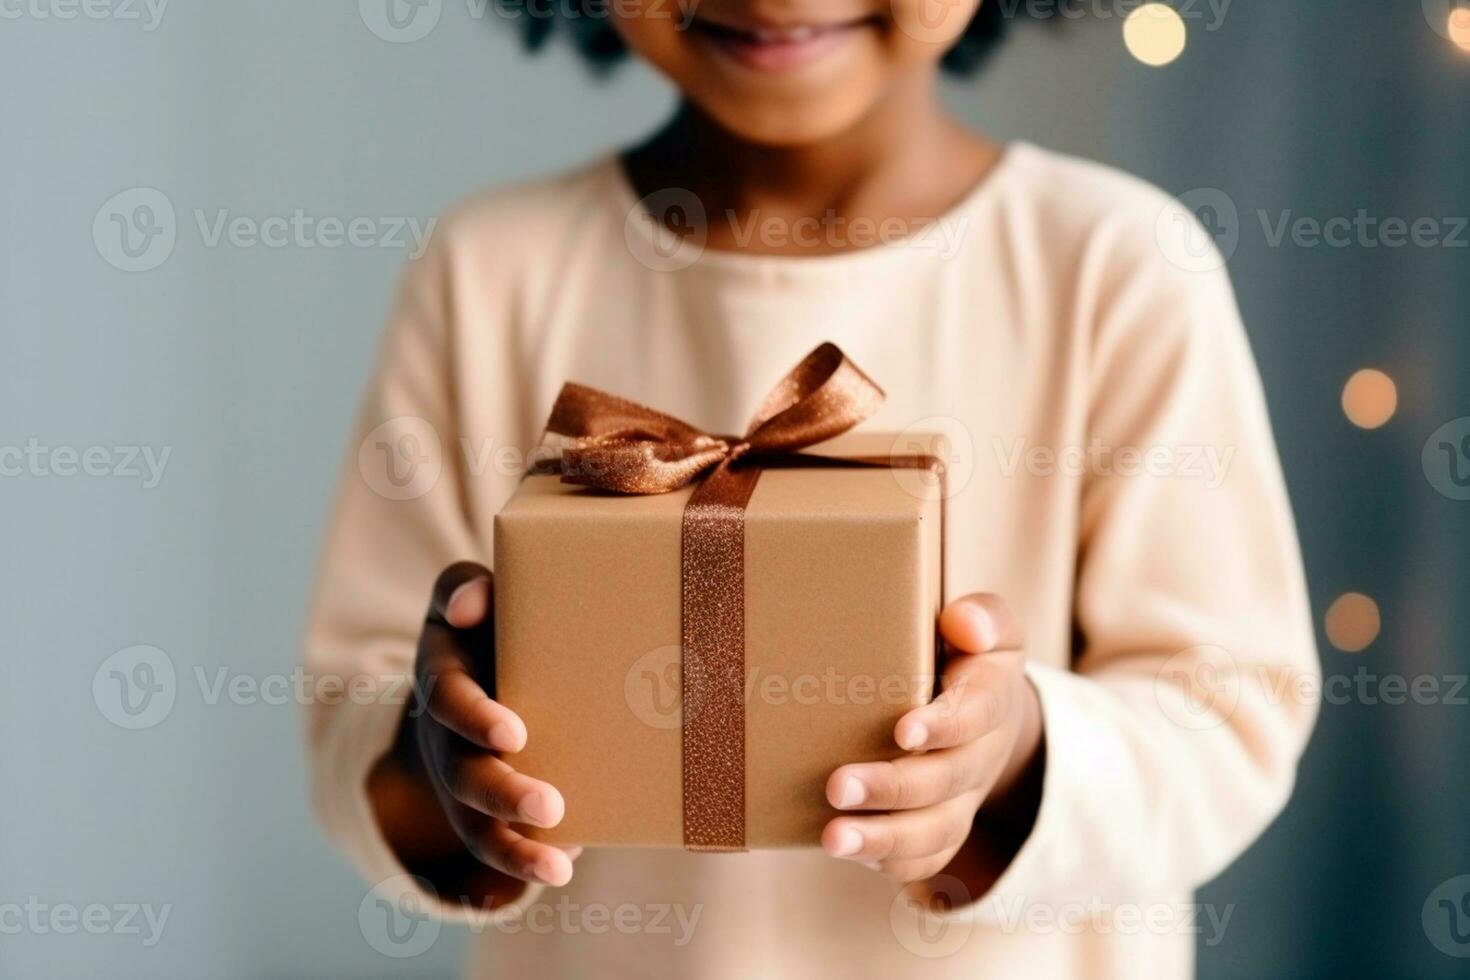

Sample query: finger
[822,795,978,863]
[441,744,566,828]
[421,626,526,752]
[481,821,577,887]
[870,853,958,885]
[429,561,493,629]
[894,656,1018,751]
[447,802,576,886]
[828,743,1003,812]
[938,593,1022,656]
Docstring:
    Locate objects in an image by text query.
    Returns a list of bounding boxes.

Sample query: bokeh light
[1341,369,1398,429]
[1123,4,1188,67]
[1325,593,1381,653]
[1450,8,1470,53]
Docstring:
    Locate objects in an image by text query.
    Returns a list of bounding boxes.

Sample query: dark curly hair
[494,0,1047,77]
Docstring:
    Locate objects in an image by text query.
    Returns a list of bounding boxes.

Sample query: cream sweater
[304,142,1319,979]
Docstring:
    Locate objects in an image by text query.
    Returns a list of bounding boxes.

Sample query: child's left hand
[822,593,1043,884]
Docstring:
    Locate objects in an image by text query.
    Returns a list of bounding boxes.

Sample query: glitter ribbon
[541,343,920,851]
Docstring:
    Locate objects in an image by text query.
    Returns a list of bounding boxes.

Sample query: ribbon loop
[540,343,885,493]
[546,381,711,446]
[742,342,885,453]
[560,440,731,495]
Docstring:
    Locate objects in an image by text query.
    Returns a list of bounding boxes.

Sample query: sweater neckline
[608,141,1025,279]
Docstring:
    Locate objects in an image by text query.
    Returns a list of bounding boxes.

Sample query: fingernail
[897,721,928,751]
[965,604,995,649]
[533,856,570,887]
[447,580,478,616]
[828,826,864,858]
[489,722,519,752]
[836,777,867,809]
[518,791,550,826]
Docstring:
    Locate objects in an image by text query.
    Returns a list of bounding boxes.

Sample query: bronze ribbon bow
[541,343,889,851]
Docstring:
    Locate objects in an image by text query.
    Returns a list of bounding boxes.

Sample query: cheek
[609,9,697,86]
[888,0,983,56]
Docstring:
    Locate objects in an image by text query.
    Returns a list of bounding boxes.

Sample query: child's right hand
[409,561,578,887]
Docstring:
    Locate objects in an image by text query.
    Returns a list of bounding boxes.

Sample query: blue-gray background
[3,2,1467,977]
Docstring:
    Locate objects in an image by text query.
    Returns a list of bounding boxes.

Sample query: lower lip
[697,23,865,73]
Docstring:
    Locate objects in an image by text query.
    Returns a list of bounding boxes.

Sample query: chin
[696,95,877,147]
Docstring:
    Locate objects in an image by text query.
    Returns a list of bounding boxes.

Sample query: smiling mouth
[693,16,879,72]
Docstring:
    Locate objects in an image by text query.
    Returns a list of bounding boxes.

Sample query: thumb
[429,561,493,630]
[939,593,1022,656]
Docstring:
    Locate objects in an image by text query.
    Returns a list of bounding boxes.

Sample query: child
[305,2,1319,975]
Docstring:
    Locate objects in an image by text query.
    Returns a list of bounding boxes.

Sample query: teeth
[752,25,820,43]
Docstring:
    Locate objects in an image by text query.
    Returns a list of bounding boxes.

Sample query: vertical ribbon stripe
[680,462,762,851]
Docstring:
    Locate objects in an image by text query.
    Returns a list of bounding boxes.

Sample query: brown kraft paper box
[493,432,943,849]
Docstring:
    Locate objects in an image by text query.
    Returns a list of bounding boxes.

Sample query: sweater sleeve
[300,234,541,924]
[973,224,1320,915]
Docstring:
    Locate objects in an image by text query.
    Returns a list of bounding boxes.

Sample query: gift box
[493,345,944,850]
